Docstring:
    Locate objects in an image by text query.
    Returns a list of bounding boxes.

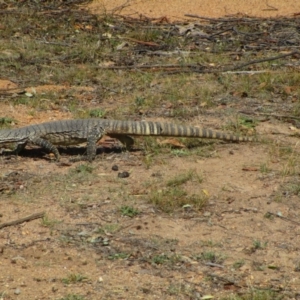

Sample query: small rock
[118,171,130,178]
[14,288,21,295]
[112,165,119,171]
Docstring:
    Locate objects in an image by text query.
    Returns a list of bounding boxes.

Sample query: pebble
[118,171,130,178]
[14,288,21,295]
[112,165,119,171]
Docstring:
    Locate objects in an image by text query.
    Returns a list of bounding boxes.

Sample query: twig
[184,14,257,22]
[0,212,45,229]
[240,111,300,121]
[224,70,271,74]
[111,0,132,14]
[205,262,224,268]
[265,212,300,225]
[98,50,299,73]
[124,37,159,47]
[262,1,278,11]
[228,51,299,71]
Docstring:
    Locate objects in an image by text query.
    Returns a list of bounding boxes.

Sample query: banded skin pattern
[0,119,256,161]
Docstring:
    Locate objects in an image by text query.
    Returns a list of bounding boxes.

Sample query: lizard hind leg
[30,136,61,161]
[107,134,134,149]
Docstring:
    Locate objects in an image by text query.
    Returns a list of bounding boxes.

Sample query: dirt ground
[1,1,300,300]
[90,0,300,20]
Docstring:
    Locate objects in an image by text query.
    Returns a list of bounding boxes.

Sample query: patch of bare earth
[1,1,300,300]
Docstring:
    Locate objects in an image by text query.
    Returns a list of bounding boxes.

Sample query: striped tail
[103,120,255,142]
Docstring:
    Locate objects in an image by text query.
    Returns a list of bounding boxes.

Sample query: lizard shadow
[1,145,141,161]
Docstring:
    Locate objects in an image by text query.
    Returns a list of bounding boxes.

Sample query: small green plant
[120,206,139,217]
[171,149,190,157]
[135,96,146,107]
[152,254,169,265]
[74,164,93,174]
[62,274,88,285]
[260,163,271,174]
[224,116,257,135]
[59,295,85,300]
[0,117,15,128]
[253,240,267,250]
[264,212,275,220]
[196,251,226,264]
[149,187,208,213]
[108,252,129,260]
[96,223,120,234]
[41,215,60,228]
[281,154,297,176]
[233,259,245,269]
[294,261,300,272]
[149,170,206,212]
[151,254,181,265]
[287,183,300,195]
[167,170,198,187]
[220,289,281,299]
[89,109,106,118]
[199,240,221,247]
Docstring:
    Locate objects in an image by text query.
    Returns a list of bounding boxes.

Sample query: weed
[96,224,120,234]
[108,253,129,260]
[166,283,195,297]
[171,149,190,157]
[135,96,146,107]
[0,117,15,128]
[62,274,88,285]
[41,215,61,228]
[195,251,226,264]
[152,254,169,265]
[151,254,181,265]
[59,294,85,300]
[89,109,106,118]
[120,206,139,217]
[200,240,222,247]
[233,259,245,269]
[166,170,196,187]
[281,152,298,176]
[294,261,300,272]
[220,289,281,299]
[74,164,93,174]
[148,170,206,212]
[224,116,257,135]
[260,163,271,174]
[149,187,208,213]
[264,212,275,220]
[253,240,267,250]
[289,183,300,195]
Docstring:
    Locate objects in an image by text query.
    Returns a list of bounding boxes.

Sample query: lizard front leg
[71,125,106,162]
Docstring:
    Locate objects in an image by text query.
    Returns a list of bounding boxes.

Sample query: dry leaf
[202,189,209,196]
[159,139,185,148]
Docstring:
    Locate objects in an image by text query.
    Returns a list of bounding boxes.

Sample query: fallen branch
[0,212,45,229]
[265,212,300,226]
[227,51,299,71]
[97,51,299,74]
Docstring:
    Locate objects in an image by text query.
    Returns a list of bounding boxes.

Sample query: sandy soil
[1,1,300,300]
[89,0,300,20]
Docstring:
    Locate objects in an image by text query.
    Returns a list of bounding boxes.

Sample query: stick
[228,51,299,71]
[0,212,45,229]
